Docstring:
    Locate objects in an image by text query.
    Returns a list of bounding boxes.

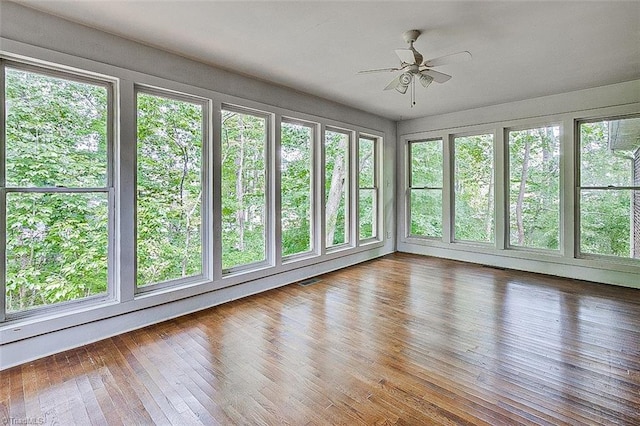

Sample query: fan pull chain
[411,76,416,108]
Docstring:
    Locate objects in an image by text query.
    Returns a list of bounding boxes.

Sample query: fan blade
[418,72,434,88]
[395,49,416,64]
[358,67,401,74]
[423,51,472,67]
[422,69,452,83]
[383,74,403,91]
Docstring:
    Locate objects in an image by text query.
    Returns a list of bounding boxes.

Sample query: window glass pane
[410,189,442,238]
[281,122,313,257]
[359,189,376,240]
[359,137,375,188]
[581,118,640,187]
[325,130,349,247]
[455,134,494,243]
[222,109,267,269]
[409,140,442,239]
[5,68,108,188]
[581,190,637,258]
[579,117,640,260]
[136,93,203,286]
[6,192,108,313]
[359,137,377,241]
[509,126,560,250]
[410,140,442,187]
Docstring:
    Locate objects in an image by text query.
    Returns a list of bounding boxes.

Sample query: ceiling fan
[358,30,471,106]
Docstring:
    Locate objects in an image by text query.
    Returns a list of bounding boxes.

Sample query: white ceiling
[17,1,640,121]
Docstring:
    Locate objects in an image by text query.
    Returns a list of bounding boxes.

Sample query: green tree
[281,122,313,256]
[325,131,348,246]
[580,119,638,258]
[221,110,266,269]
[509,127,560,250]
[5,68,109,312]
[136,93,202,286]
[409,140,443,237]
[358,137,376,240]
[455,134,494,242]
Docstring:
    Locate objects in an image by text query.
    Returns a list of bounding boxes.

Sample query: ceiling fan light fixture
[395,84,409,94]
[399,72,413,85]
[419,73,434,88]
[395,72,412,94]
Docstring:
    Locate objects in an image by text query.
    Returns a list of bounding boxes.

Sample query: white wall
[0,3,397,370]
[397,79,640,288]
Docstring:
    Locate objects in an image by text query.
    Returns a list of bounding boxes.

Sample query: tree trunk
[516,140,531,245]
[235,117,245,251]
[182,190,202,276]
[326,152,346,246]
[485,170,494,239]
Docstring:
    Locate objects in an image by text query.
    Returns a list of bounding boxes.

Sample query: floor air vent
[298,278,321,286]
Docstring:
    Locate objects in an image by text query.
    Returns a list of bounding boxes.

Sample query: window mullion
[319,124,327,255]
[442,134,453,244]
[1,61,6,322]
[495,128,507,250]
[118,79,136,302]
[212,100,223,281]
[562,117,576,259]
[3,187,110,193]
[273,114,282,266]
[350,131,357,247]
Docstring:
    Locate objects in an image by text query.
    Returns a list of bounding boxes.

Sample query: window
[358,136,378,241]
[2,64,111,314]
[454,134,494,243]
[0,52,386,331]
[579,116,640,259]
[221,108,268,270]
[408,139,443,238]
[281,120,314,258]
[508,126,560,250]
[136,90,205,287]
[325,129,350,248]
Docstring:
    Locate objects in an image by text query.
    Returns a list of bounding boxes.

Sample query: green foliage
[455,134,494,243]
[410,190,442,237]
[581,190,631,256]
[5,69,109,312]
[281,122,312,257]
[509,127,560,250]
[325,131,348,246]
[136,93,203,286]
[580,119,639,258]
[221,110,267,269]
[359,138,376,240]
[409,140,443,238]
[411,139,443,187]
[3,68,379,313]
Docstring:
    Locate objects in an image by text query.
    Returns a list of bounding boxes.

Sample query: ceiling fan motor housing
[403,30,421,44]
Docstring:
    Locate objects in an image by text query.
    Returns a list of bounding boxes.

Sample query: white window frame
[0,59,117,320]
[357,133,381,243]
[576,114,640,264]
[406,138,444,240]
[220,104,273,275]
[280,117,317,262]
[134,85,212,292]
[451,131,496,246]
[505,122,562,253]
[323,126,353,251]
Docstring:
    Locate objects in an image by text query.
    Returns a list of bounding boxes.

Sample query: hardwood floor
[2,253,639,425]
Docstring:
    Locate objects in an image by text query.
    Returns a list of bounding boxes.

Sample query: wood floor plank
[2,253,639,425]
